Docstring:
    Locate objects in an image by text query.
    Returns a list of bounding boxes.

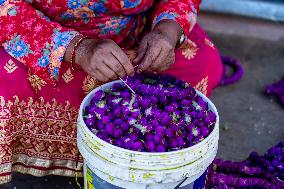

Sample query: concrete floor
[1,14,284,189]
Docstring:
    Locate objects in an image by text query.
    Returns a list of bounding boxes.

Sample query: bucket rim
[78,80,219,156]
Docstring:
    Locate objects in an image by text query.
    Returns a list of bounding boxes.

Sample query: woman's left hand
[133,20,183,72]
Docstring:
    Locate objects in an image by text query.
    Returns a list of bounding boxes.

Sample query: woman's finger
[97,61,118,81]
[149,48,169,71]
[138,45,162,73]
[91,69,109,83]
[103,54,126,78]
[160,54,175,71]
[111,48,134,76]
[133,39,148,65]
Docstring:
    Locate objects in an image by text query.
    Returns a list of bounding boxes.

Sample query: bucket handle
[173,177,188,189]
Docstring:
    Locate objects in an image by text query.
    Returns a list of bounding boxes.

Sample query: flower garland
[220,55,244,86]
[265,77,284,107]
[206,141,284,188]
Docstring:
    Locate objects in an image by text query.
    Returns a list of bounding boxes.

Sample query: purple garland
[206,141,284,188]
[265,77,284,107]
[220,55,244,86]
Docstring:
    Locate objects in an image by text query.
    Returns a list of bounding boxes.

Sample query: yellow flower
[74,7,93,19]
[0,2,14,17]
[180,39,198,60]
[50,47,65,68]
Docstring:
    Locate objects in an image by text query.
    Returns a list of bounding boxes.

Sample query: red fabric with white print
[0,0,201,85]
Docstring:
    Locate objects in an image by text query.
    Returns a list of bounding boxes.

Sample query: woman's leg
[0,47,94,183]
[164,24,223,96]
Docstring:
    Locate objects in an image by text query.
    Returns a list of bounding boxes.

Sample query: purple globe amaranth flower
[85,117,95,127]
[197,111,206,119]
[131,110,140,118]
[131,141,143,151]
[206,111,217,125]
[170,124,179,132]
[113,108,121,117]
[114,139,124,148]
[105,123,115,135]
[169,139,178,149]
[132,102,139,109]
[156,144,167,152]
[186,123,194,132]
[165,128,174,138]
[153,111,162,120]
[177,137,186,148]
[196,96,208,110]
[149,119,159,127]
[194,136,204,144]
[122,137,133,149]
[145,133,154,141]
[201,126,210,137]
[159,96,167,104]
[96,122,105,130]
[154,134,163,144]
[86,106,96,114]
[161,115,171,125]
[112,83,123,91]
[190,111,198,118]
[121,91,131,99]
[139,99,151,109]
[97,131,108,140]
[114,118,123,126]
[165,105,174,112]
[122,106,131,115]
[149,96,158,104]
[145,141,156,152]
[129,133,139,141]
[181,99,191,107]
[103,137,113,144]
[145,124,154,133]
[140,117,148,126]
[121,122,130,131]
[92,90,105,102]
[102,115,111,124]
[113,129,123,138]
[187,133,194,143]
[155,126,165,135]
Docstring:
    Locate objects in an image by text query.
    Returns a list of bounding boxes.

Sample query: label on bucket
[85,163,207,189]
[86,166,96,189]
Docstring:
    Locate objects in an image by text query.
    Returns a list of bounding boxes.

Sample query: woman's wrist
[64,35,84,64]
[153,19,183,48]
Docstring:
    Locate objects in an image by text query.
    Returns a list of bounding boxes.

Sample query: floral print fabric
[0,0,201,85]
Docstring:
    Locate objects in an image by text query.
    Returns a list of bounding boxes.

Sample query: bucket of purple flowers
[77,73,219,189]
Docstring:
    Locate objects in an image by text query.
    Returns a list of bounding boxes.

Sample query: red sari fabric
[0,0,222,183]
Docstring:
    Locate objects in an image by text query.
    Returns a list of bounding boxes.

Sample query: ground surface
[0,14,283,189]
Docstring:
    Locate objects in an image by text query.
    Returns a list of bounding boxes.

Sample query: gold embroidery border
[0,154,83,184]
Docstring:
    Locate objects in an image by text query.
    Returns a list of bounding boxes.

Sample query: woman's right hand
[66,37,134,82]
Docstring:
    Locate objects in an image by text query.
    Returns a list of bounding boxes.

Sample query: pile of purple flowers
[83,73,216,152]
[206,141,284,188]
[265,77,284,107]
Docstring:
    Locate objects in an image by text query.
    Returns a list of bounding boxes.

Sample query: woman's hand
[65,38,134,82]
[133,20,183,73]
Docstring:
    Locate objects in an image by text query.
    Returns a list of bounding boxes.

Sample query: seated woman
[0,0,222,182]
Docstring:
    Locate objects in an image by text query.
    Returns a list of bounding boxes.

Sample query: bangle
[70,35,89,71]
[176,32,186,49]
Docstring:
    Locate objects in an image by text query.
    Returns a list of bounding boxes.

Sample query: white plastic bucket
[77,81,219,189]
